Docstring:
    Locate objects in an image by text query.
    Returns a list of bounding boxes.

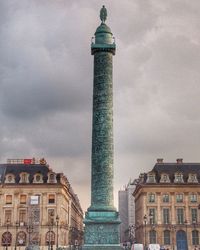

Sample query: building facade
[0,158,83,249]
[118,182,135,244]
[134,159,200,250]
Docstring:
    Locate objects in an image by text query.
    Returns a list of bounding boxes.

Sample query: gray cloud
[0,0,200,211]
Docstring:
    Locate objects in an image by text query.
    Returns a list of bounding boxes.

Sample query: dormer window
[188,174,198,183]
[174,172,184,183]
[33,174,43,184]
[48,173,56,184]
[19,172,29,183]
[160,174,170,183]
[5,174,15,184]
[146,172,156,183]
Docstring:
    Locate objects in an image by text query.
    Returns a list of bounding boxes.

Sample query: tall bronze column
[83,6,121,250]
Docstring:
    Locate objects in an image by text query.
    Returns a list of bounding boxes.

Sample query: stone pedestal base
[83,210,122,250]
[83,245,122,250]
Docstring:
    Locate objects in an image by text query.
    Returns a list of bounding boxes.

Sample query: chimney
[157,158,163,164]
[176,158,183,164]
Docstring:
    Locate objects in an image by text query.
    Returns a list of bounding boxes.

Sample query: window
[149,208,156,224]
[5,195,12,204]
[163,194,169,203]
[19,173,29,183]
[191,208,198,223]
[48,173,56,183]
[192,230,199,245]
[164,230,170,245]
[149,230,156,244]
[5,210,12,224]
[46,231,55,245]
[48,209,55,224]
[2,232,12,246]
[190,194,197,203]
[160,174,170,183]
[5,174,15,183]
[176,194,183,203]
[146,173,156,183]
[17,231,26,246]
[20,195,26,204]
[177,208,184,224]
[148,193,155,203]
[48,194,55,204]
[33,174,43,183]
[19,210,26,223]
[174,173,184,183]
[163,208,170,224]
[188,174,198,183]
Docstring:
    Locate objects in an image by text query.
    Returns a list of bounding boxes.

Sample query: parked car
[131,243,144,250]
[148,244,160,250]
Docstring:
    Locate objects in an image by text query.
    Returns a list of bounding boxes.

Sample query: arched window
[33,173,43,183]
[2,232,12,246]
[46,231,55,245]
[5,174,15,183]
[149,230,156,244]
[192,230,199,245]
[19,172,29,183]
[164,230,170,245]
[17,231,26,246]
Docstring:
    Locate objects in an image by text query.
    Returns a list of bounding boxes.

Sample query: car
[131,243,144,250]
[148,244,160,250]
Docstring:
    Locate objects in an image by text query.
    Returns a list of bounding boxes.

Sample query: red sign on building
[23,159,32,164]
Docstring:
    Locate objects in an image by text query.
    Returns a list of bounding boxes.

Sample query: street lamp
[129,225,135,245]
[6,218,10,250]
[56,215,59,249]
[143,215,147,250]
[15,221,19,250]
[184,219,188,247]
[48,212,54,250]
[170,225,176,250]
[27,224,34,247]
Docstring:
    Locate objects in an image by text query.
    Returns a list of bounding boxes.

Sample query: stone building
[134,159,200,250]
[118,181,135,244]
[0,158,83,249]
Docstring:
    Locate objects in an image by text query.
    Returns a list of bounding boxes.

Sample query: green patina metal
[83,6,122,250]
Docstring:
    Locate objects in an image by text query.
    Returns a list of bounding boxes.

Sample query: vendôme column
[83,6,121,250]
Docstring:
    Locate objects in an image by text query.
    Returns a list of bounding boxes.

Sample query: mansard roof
[153,162,200,182]
[0,163,56,184]
[136,160,200,185]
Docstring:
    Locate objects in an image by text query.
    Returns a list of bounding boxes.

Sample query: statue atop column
[100,5,107,23]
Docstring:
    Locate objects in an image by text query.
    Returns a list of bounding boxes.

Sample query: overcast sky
[0,0,200,212]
